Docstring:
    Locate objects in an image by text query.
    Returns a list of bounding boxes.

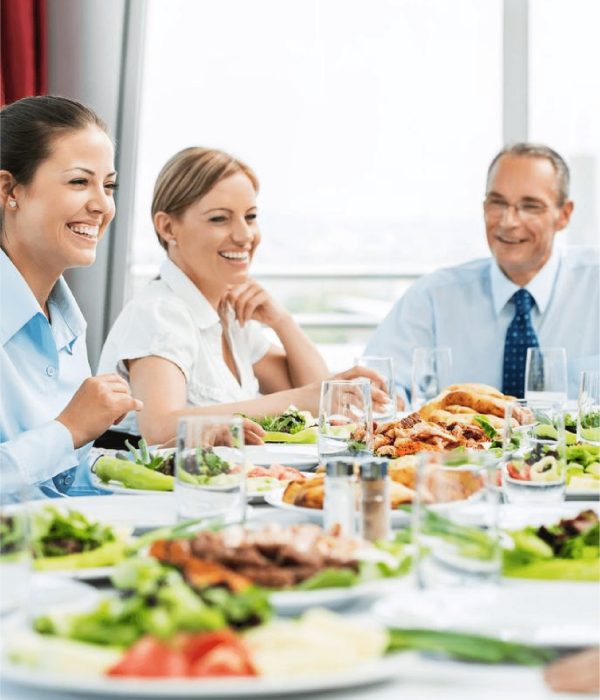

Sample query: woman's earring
[168,239,177,246]
[7,200,17,209]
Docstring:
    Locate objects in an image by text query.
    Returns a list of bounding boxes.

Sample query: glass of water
[355,355,396,422]
[412,449,501,589]
[577,370,600,446]
[411,347,452,410]
[0,497,31,615]
[175,415,246,525]
[524,347,567,404]
[318,379,372,462]
[502,399,566,504]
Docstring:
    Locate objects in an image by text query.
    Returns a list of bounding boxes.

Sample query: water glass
[0,500,31,615]
[412,450,501,589]
[175,415,246,525]
[577,370,600,445]
[355,355,397,422]
[411,347,452,410]
[318,379,372,461]
[502,399,566,504]
[524,347,567,403]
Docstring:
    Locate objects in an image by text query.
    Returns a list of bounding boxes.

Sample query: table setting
[1,363,598,700]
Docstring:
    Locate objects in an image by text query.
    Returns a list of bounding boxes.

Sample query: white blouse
[97,257,271,435]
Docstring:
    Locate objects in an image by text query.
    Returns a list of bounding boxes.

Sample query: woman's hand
[544,648,600,694]
[57,374,143,448]
[157,418,265,449]
[222,279,290,328]
[331,366,392,414]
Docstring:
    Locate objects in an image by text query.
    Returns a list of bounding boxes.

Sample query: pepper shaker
[359,460,390,541]
[323,459,356,536]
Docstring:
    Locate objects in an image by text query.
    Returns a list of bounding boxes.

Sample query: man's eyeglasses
[483,197,550,221]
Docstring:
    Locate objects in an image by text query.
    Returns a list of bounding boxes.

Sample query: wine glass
[355,355,397,422]
[577,370,600,446]
[411,347,452,410]
[524,347,567,404]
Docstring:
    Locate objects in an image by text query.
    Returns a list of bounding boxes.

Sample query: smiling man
[365,143,599,402]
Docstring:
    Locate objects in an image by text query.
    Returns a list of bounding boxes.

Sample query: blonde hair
[151,147,259,250]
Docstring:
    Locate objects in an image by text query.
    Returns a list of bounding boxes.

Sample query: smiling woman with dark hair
[0,96,142,498]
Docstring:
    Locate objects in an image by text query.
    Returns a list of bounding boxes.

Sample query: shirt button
[46,366,56,377]
[63,473,74,487]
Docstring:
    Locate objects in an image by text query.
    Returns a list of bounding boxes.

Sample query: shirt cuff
[0,421,78,493]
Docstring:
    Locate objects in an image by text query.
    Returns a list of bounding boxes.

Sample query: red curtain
[0,0,47,105]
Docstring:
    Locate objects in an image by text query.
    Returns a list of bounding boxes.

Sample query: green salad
[503,509,599,581]
[246,407,318,443]
[30,506,128,571]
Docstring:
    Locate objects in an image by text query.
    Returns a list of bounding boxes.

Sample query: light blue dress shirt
[0,250,102,499]
[365,246,600,403]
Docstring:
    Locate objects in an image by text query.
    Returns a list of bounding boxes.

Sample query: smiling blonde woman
[99,148,385,446]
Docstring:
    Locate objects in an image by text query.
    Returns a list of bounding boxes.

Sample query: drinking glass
[0,495,31,615]
[175,415,246,524]
[318,379,372,461]
[412,450,501,589]
[355,355,397,422]
[524,347,567,404]
[577,370,600,445]
[411,347,452,410]
[502,399,566,504]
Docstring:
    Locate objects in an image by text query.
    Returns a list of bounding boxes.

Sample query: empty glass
[577,370,600,446]
[411,347,452,410]
[412,450,500,589]
[318,379,372,461]
[175,415,246,525]
[502,399,566,504]
[355,355,397,422]
[524,347,567,404]
[0,496,31,615]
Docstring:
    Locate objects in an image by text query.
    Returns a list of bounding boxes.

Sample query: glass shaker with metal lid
[323,459,356,536]
[359,459,390,541]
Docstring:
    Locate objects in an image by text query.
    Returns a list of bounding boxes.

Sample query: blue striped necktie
[502,289,539,398]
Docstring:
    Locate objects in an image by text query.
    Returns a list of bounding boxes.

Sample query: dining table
[0,440,597,700]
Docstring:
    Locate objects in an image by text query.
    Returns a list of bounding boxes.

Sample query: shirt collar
[159,257,220,329]
[0,249,86,348]
[490,247,560,316]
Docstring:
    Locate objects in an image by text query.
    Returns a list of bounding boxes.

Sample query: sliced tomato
[107,637,188,677]
[506,463,531,481]
[180,629,243,662]
[189,644,257,677]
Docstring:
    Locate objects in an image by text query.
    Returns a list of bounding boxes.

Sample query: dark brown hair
[1,95,110,187]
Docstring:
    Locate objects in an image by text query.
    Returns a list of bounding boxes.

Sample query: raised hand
[57,374,143,448]
[222,279,290,328]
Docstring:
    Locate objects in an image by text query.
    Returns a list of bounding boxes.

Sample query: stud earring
[168,239,177,246]
[7,200,17,209]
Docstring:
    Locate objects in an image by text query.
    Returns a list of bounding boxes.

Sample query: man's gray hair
[486,143,570,205]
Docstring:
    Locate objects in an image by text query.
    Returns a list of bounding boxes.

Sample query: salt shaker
[359,460,390,541]
[323,459,356,536]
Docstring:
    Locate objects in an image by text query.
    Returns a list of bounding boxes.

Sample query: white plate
[90,470,307,504]
[566,485,600,498]
[1,621,411,698]
[242,444,318,468]
[371,580,599,648]
[27,495,180,530]
[263,488,412,526]
[498,501,599,530]
[270,577,403,615]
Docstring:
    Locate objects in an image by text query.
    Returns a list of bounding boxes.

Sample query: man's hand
[57,375,143,448]
[222,279,290,328]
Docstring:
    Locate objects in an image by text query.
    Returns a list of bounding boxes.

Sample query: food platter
[263,488,412,526]
[1,646,408,698]
[372,580,599,648]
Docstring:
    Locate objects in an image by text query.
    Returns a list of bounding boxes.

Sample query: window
[128,0,503,368]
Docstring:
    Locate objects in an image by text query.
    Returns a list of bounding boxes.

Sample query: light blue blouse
[0,250,102,499]
[365,246,600,404]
